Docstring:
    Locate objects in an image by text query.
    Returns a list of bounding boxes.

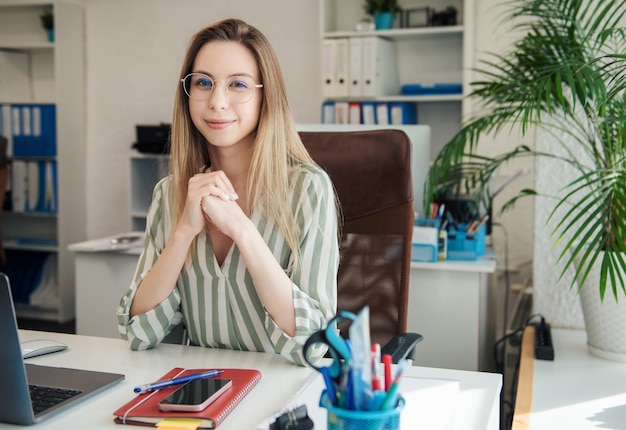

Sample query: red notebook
[113,368,262,428]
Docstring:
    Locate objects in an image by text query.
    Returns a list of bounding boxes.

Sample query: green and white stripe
[117,164,338,366]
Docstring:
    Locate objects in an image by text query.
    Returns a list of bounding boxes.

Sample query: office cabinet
[130,154,169,232]
[0,0,85,322]
[321,0,474,158]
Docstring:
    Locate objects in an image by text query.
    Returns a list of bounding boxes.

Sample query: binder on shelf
[0,104,12,155]
[26,161,41,212]
[390,102,418,125]
[322,39,337,99]
[44,160,57,213]
[10,160,57,214]
[348,102,361,124]
[334,38,350,98]
[361,101,376,124]
[32,104,56,156]
[348,37,364,97]
[11,160,27,213]
[361,36,398,98]
[11,105,23,155]
[376,103,390,125]
[334,101,349,124]
[12,104,56,156]
[321,101,335,124]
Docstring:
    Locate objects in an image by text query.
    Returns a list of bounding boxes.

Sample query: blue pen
[133,369,223,393]
[320,367,337,406]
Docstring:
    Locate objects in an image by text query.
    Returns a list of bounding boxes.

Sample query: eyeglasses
[181,73,263,104]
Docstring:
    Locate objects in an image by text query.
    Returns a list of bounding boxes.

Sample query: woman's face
[188,40,262,152]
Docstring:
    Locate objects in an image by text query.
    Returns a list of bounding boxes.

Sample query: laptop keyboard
[29,385,83,414]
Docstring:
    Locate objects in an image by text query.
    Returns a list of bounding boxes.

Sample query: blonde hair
[170,18,315,270]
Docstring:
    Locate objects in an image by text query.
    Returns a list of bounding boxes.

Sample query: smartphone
[158,378,232,412]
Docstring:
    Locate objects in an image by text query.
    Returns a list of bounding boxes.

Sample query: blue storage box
[401,83,462,96]
[411,218,439,262]
[447,223,486,261]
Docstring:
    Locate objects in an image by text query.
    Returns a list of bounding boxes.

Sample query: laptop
[0,273,125,425]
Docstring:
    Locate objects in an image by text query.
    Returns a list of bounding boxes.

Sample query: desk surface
[11,330,501,430]
[410,249,497,273]
[514,327,626,429]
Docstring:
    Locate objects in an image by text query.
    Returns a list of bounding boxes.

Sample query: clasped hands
[183,169,246,237]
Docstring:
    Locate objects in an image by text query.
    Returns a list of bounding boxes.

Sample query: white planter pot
[578,252,626,361]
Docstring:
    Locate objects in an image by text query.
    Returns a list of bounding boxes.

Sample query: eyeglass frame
[181,72,263,104]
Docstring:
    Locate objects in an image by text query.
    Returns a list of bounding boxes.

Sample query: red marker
[382,353,393,391]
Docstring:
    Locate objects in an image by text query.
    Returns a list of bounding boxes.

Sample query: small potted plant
[363,0,401,30]
[40,7,54,42]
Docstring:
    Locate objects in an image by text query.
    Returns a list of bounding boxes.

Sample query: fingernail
[230,192,239,200]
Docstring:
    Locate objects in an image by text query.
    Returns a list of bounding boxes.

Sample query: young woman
[117,19,338,365]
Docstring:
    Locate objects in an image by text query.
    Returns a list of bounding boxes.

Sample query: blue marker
[133,369,223,393]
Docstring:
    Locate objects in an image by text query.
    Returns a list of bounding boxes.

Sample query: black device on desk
[158,378,232,412]
[132,123,171,154]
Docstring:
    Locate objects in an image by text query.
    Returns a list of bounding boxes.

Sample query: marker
[382,353,392,392]
[468,215,490,234]
[133,369,223,393]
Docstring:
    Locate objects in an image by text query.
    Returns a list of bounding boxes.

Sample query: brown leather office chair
[300,129,422,362]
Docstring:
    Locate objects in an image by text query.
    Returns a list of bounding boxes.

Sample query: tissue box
[412,219,439,262]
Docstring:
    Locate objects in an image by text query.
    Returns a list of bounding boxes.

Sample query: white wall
[83,0,321,238]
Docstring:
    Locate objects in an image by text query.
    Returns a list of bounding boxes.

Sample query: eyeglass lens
[182,73,261,104]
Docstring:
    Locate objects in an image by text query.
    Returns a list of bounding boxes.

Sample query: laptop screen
[0,273,124,425]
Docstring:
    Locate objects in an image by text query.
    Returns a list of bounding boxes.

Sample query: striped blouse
[116,163,339,366]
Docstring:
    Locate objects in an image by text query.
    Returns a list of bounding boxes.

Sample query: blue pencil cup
[446,223,486,261]
[320,390,404,430]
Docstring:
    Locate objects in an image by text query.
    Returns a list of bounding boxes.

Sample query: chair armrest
[381,332,424,364]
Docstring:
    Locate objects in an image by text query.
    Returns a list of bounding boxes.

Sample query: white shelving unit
[130,153,169,232]
[321,0,474,158]
[0,0,85,322]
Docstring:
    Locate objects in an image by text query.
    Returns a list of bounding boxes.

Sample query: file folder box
[447,223,486,261]
[401,83,463,96]
[412,218,439,262]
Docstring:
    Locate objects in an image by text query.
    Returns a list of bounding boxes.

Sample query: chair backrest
[299,129,414,348]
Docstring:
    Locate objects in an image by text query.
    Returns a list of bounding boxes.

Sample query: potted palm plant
[363,0,401,29]
[425,0,626,358]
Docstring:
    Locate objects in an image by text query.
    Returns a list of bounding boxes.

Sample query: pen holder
[320,390,405,430]
[447,223,486,261]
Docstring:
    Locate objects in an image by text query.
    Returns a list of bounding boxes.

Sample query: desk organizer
[320,390,405,430]
[447,223,486,261]
[411,218,439,262]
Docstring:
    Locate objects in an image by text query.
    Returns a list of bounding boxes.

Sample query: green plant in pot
[425,0,626,357]
[363,0,401,29]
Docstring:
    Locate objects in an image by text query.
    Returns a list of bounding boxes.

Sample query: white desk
[11,330,501,430]
[69,238,142,338]
[514,327,626,429]
[70,238,498,371]
[408,254,497,371]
